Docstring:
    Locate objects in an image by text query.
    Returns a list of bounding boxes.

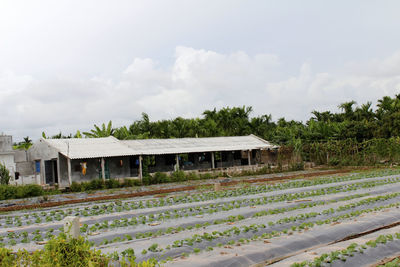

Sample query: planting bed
[1,168,400,267]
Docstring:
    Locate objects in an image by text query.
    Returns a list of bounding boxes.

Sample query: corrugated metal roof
[122,135,278,155]
[43,136,137,159]
[42,135,278,159]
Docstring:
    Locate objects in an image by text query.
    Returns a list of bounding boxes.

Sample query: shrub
[141,175,151,186]
[186,172,199,180]
[0,184,43,200]
[328,157,340,166]
[89,179,105,190]
[70,182,82,192]
[0,163,10,185]
[0,233,108,266]
[123,178,141,187]
[199,173,213,180]
[23,184,44,197]
[105,179,120,189]
[152,172,170,184]
[0,185,16,200]
[171,171,186,182]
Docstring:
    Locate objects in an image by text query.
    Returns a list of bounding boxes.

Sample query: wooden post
[175,154,180,171]
[248,150,252,166]
[56,155,61,186]
[101,157,105,182]
[138,155,143,181]
[67,157,72,186]
[211,152,215,169]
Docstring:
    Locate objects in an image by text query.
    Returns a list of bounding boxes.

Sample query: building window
[35,161,41,173]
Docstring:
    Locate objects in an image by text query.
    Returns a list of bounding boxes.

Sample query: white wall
[0,153,16,180]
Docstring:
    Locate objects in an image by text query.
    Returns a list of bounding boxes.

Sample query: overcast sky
[1,0,400,142]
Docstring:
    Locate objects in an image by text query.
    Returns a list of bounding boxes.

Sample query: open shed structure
[27,135,278,187]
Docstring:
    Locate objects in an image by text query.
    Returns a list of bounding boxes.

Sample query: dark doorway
[129,156,139,177]
[45,160,58,184]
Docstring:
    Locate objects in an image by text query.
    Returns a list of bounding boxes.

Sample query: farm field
[2,168,400,266]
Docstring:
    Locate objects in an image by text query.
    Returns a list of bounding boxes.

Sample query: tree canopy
[42,95,400,146]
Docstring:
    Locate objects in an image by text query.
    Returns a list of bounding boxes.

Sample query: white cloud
[2,47,400,141]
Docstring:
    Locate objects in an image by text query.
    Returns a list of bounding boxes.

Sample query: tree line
[33,94,400,144]
[14,94,400,166]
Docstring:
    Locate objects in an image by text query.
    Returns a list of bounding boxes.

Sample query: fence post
[64,216,80,238]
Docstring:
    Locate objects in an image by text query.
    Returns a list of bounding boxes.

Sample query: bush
[23,184,44,197]
[171,171,186,182]
[105,179,120,189]
[141,175,151,186]
[0,233,110,266]
[70,182,82,192]
[152,172,170,184]
[0,163,10,185]
[199,173,213,180]
[289,162,304,171]
[328,157,340,166]
[89,179,105,190]
[39,233,108,266]
[0,184,43,200]
[0,185,16,200]
[123,178,141,187]
[186,172,199,180]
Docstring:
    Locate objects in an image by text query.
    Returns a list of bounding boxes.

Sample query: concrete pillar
[211,152,215,169]
[56,155,61,185]
[248,150,252,166]
[138,155,143,181]
[67,158,72,186]
[101,157,105,182]
[64,216,80,239]
[175,154,180,171]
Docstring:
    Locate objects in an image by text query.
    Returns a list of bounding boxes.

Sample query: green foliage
[151,172,170,184]
[105,179,120,189]
[13,136,32,150]
[170,171,186,182]
[83,121,114,138]
[0,233,160,266]
[0,184,43,200]
[70,182,82,192]
[0,163,10,185]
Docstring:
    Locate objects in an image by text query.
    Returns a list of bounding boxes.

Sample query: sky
[1,0,400,142]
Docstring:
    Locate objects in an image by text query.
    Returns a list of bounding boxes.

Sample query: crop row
[1,177,400,248]
[113,198,400,263]
[97,192,399,249]
[138,193,400,252]
[291,233,400,267]
[3,174,399,229]
[1,169,398,227]
[0,191,376,248]
[74,177,400,234]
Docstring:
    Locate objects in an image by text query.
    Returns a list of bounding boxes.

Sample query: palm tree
[17,136,33,150]
[338,101,356,120]
[83,121,114,138]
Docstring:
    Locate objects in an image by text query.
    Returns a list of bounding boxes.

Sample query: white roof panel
[43,136,136,159]
[42,135,278,159]
[122,135,278,155]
